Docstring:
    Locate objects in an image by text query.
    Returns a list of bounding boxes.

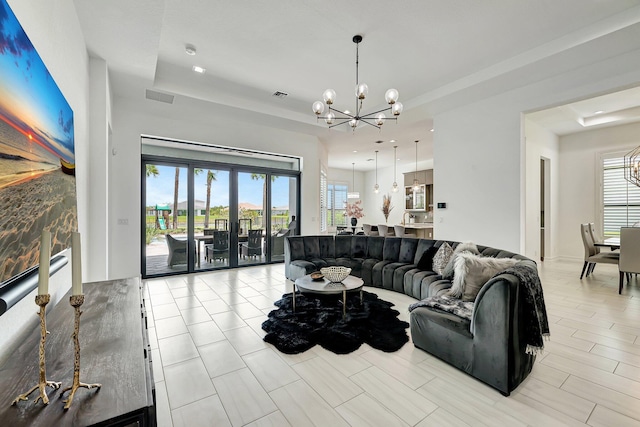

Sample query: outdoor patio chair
[241,229,263,259]
[206,230,229,262]
[166,234,188,266]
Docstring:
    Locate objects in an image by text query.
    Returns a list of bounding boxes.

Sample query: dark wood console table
[0,277,156,426]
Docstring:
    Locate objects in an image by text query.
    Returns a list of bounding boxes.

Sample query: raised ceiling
[73,0,640,170]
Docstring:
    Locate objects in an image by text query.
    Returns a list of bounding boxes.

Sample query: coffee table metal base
[293,275,364,319]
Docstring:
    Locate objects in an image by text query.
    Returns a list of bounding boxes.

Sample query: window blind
[320,170,327,232]
[328,183,348,226]
[603,156,640,237]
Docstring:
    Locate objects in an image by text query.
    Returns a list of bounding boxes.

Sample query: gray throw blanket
[493,264,550,354]
[408,295,474,321]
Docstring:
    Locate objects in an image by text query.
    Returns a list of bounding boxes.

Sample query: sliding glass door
[143,162,189,276]
[193,168,230,271]
[142,157,299,278]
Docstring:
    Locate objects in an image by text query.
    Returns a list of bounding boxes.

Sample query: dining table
[594,237,620,251]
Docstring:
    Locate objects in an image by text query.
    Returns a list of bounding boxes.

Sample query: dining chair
[618,227,640,293]
[580,223,619,279]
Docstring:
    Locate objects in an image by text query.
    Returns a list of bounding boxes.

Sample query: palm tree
[204,170,217,228]
[173,167,179,229]
[250,173,276,229]
[145,164,160,228]
[146,164,159,177]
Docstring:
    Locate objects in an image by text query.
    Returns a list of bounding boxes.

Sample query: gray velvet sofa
[284,234,537,395]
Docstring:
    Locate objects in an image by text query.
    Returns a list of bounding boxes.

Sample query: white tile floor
[143,259,640,427]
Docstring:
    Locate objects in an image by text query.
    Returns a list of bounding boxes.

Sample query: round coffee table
[293,274,364,318]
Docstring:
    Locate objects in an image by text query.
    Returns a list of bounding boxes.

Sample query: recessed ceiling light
[390,139,396,143]
[430,128,434,132]
[192,65,206,74]
[185,45,196,56]
[594,110,604,115]
[353,150,358,153]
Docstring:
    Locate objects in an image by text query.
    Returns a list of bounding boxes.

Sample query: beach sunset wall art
[0,0,77,284]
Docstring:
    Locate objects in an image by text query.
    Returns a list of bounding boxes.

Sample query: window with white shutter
[602,154,640,238]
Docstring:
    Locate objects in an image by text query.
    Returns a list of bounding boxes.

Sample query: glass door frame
[141,154,300,279]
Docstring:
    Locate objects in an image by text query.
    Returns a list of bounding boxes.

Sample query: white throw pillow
[449,252,519,301]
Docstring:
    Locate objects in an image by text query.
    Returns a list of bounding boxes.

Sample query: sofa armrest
[470,263,536,395]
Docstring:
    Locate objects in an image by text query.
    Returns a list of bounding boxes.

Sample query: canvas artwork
[0,0,77,284]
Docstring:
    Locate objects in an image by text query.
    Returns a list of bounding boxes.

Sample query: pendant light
[413,140,420,190]
[348,162,360,199]
[373,150,379,193]
[392,145,399,192]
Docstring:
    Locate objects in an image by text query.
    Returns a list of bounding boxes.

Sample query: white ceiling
[73,0,640,171]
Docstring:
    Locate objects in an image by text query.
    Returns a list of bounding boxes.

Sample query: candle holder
[11,294,61,406]
[60,294,101,409]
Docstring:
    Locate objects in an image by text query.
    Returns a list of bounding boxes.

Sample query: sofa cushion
[399,238,419,263]
[304,237,321,259]
[367,236,385,260]
[318,236,335,259]
[287,237,306,261]
[335,235,352,258]
[450,252,519,301]
[351,235,369,258]
[433,242,454,274]
[417,245,439,271]
[383,237,402,261]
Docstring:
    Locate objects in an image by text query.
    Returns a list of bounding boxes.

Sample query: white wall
[87,57,111,281]
[524,119,560,260]
[434,103,522,251]
[558,121,640,259]
[108,95,327,279]
[1,0,89,357]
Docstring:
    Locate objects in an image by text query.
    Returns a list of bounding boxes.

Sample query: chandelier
[312,35,402,130]
[625,145,640,187]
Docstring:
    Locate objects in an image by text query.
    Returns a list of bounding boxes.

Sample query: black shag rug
[262,290,409,354]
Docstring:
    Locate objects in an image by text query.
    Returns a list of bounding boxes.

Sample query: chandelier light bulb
[375,113,386,126]
[413,179,420,191]
[385,88,399,104]
[392,102,404,116]
[323,89,336,105]
[325,111,335,124]
[356,83,369,100]
[392,182,399,192]
[349,118,359,128]
[312,101,325,115]
[374,183,379,193]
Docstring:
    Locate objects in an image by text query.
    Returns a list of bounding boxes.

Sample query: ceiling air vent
[272,91,288,98]
[145,89,174,104]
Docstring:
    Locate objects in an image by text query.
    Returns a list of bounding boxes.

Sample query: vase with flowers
[381,194,394,223]
[345,200,364,228]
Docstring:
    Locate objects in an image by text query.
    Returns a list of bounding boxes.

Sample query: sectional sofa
[284,234,539,395]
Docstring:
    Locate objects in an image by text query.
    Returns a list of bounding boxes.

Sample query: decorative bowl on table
[320,266,351,283]
[310,271,324,281]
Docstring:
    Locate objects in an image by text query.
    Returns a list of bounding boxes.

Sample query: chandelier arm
[328,119,356,129]
[359,106,393,118]
[356,119,381,130]
[328,106,356,119]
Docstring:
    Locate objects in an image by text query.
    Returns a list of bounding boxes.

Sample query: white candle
[72,232,82,295]
[38,230,51,295]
